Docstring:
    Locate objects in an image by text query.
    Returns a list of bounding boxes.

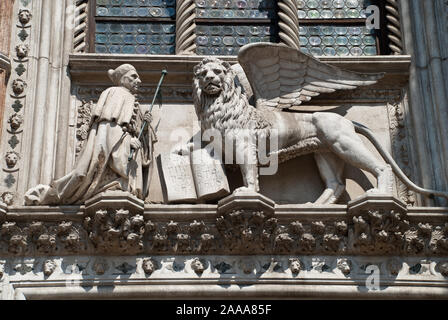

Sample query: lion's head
[193,58,251,132]
[193,58,232,96]
[192,57,270,134]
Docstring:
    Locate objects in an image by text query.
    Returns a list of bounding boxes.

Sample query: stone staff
[128,69,167,161]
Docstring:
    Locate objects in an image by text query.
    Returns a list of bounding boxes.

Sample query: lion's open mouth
[205,83,220,91]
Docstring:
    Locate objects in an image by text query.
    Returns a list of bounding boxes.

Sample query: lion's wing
[237,43,384,110]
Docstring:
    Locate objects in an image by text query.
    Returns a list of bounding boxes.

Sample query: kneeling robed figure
[25,64,157,205]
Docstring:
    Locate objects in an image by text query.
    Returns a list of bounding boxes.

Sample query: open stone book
[160,148,230,203]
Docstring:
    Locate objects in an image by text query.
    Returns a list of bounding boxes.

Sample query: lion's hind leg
[313,113,394,196]
[314,152,345,205]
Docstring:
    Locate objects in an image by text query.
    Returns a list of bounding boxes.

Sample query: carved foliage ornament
[1,204,446,257]
[83,209,145,254]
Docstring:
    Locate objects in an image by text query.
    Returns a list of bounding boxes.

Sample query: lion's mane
[192,58,270,133]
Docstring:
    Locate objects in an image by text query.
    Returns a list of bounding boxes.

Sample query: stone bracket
[347,194,408,216]
[84,191,144,216]
[217,191,275,215]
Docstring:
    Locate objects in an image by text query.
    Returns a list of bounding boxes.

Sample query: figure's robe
[25,86,156,205]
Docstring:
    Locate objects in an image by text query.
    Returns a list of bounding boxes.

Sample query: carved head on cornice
[18,9,32,25]
[191,258,205,274]
[1,192,14,206]
[289,258,302,274]
[141,258,156,275]
[43,260,56,277]
[337,258,352,275]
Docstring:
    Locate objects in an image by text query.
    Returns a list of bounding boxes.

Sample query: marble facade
[0,0,447,299]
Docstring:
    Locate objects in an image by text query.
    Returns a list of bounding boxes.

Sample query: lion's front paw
[233,187,257,194]
[172,143,194,156]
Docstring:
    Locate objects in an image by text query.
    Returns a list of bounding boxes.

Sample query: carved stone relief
[189,44,448,207]
[3,256,448,285]
[11,79,26,95]
[25,65,157,205]
[15,44,28,59]
[5,151,19,168]
[1,202,448,257]
[387,102,416,206]
[2,0,33,196]
[18,9,32,25]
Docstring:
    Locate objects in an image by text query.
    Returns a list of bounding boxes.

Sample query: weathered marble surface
[1,0,447,301]
[0,0,14,146]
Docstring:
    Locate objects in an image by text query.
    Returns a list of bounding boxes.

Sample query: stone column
[0,0,76,201]
[0,0,15,139]
[385,0,404,55]
[26,0,74,188]
[175,0,197,55]
[400,0,448,206]
[278,0,300,49]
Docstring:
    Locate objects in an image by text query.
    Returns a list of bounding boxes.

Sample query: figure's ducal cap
[108,64,137,85]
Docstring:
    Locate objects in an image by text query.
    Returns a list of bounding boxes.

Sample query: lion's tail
[353,122,448,200]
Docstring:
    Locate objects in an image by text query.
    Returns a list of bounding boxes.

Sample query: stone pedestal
[83,191,146,255]
[84,191,144,215]
[217,191,275,215]
[347,194,407,215]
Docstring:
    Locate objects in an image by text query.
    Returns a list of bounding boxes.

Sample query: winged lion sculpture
[189,42,448,204]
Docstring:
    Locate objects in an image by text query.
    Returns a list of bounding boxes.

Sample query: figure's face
[121,70,141,93]
[195,62,229,95]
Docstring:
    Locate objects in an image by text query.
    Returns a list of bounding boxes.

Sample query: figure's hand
[130,137,142,150]
[143,111,153,123]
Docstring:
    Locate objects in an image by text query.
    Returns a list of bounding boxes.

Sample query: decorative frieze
[0,193,447,257]
[387,102,416,206]
[1,255,448,298]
